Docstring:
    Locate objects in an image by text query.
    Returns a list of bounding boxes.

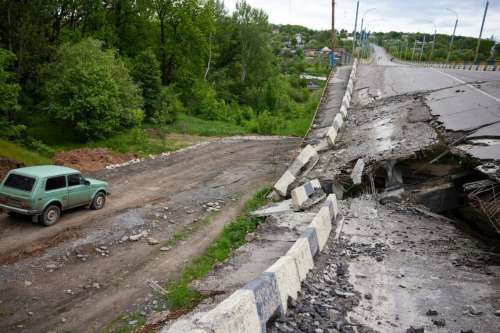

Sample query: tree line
[0,0,327,143]
[373,31,499,63]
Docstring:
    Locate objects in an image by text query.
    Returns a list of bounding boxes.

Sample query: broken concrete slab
[291,179,322,210]
[273,170,296,197]
[350,159,365,185]
[251,200,293,217]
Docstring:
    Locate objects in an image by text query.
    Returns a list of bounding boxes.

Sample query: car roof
[10,165,80,178]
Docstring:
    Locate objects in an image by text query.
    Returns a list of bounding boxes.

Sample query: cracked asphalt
[271,47,500,333]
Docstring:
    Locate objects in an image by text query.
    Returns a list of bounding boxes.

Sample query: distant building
[272,28,280,35]
[295,33,304,49]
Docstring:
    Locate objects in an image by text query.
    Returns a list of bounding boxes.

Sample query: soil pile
[0,158,25,181]
[54,148,135,173]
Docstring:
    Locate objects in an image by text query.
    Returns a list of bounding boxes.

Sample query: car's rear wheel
[41,205,61,226]
[91,192,106,210]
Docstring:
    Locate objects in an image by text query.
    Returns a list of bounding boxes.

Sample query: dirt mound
[0,157,25,181]
[53,148,135,173]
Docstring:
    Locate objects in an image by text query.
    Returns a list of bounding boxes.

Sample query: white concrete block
[325,194,338,221]
[197,289,260,333]
[291,186,308,209]
[310,208,332,250]
[342,95,350,109]
[340,104,348,119]
[310,179,321,189]
[333,113,344,131]
[265,256,301,313]
[326,126,337,146]
[286,237,314,281]
[296,145,318,166]
[273,170,296,197]
[347,80,353,92]
[291,179,321,210]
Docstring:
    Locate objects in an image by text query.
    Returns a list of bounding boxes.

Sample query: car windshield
[3,173,36,192]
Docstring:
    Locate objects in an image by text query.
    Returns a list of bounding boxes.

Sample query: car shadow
[0,206,91,229]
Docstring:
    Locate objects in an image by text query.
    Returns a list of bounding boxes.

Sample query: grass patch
[164,188,269,310]
[0,139,51,165]
[101,312,147,333]
[163,113,250,137]
[162,213,214,248]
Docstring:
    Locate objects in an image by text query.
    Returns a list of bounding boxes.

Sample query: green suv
[0,165,109,226]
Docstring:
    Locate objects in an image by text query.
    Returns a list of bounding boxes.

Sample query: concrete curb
[162,194,341,333]
[291,178,321,209]
[162,58,358,333]
[324,59,358,148]
[272,144,318,197]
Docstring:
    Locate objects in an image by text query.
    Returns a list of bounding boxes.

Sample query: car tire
[91,192,106,210]
[41,205,61,226]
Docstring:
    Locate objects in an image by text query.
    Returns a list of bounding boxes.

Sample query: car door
[44,176,68,208]
[67,174,90,207]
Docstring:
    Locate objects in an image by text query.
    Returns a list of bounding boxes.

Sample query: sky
[223,0,500,40]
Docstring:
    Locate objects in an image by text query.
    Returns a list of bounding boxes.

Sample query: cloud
[222,0,500,39]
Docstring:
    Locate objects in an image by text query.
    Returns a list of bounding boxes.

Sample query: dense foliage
[40,38,143,138]
[0,0,330,145]
[373,31,499,63]
[0,48,21,136]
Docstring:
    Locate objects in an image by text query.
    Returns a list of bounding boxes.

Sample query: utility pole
[446,9,459,63]
[474,1,489,65]
[412,38,417,60]
[429,28,436,61]
[353,0,359,54]
[419,35,426,61]
[332,0,336,50]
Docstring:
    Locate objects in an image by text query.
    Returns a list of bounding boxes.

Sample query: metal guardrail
[393,58,498,71]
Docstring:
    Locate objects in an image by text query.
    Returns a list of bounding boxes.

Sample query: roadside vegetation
[373,31,499,62]
[164,187,268,310]
[102,188,269,333]
[0,1,335,164]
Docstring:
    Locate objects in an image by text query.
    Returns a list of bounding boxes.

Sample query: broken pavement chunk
[350,158,365,185]
[291,179,322,210]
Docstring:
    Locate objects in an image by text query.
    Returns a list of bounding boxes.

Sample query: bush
[153,86,185,125]
[189,80,227,120]
[26,138,55,157]
[40,38,144,140]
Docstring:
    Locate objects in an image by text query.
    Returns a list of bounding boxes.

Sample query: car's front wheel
[91,192,106,210]
[41,205,61,226]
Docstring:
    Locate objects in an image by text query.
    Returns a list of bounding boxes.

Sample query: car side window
[45,176,67,191]
[68,174,83,187]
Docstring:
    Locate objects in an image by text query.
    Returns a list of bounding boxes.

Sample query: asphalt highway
[371,44,500,160]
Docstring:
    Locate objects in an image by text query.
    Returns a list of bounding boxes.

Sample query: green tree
[0,48,21,133]
[40,38,143,140]
[131,48,162,120]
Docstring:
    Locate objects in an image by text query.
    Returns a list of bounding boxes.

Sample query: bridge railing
[392,58,498,72]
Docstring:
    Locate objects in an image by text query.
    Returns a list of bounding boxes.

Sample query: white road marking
[430,68,500,103]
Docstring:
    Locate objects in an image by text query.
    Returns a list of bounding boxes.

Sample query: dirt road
[0,136,300,333]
